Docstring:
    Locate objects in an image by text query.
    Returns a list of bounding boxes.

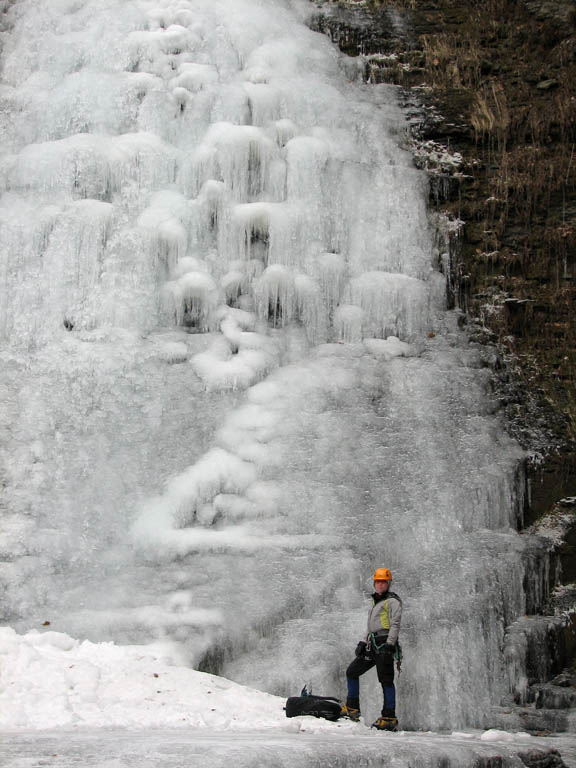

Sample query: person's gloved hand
[381,642,395,657]
[355,641,367,657]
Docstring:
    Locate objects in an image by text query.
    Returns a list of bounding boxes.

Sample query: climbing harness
[367,634,403,673]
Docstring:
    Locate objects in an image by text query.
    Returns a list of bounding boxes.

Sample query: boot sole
[371,720,398,731]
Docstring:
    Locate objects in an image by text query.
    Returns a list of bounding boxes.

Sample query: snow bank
[0,627,292,730]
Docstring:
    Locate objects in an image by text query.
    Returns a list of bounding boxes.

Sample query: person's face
[374,580,389,595]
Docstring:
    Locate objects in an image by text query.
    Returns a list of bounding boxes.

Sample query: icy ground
[4,729,575,768]
[2,628,575,768]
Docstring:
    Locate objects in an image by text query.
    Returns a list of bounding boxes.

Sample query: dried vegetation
[391,0,576,447]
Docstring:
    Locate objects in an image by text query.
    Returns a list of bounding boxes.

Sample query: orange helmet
[373,567,392,582]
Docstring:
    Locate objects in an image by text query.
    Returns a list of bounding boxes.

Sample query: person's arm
[385,598,402,646]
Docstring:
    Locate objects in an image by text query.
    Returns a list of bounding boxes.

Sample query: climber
[341,567,402,731]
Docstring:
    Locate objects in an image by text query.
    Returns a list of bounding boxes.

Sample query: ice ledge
[0,728,570,768]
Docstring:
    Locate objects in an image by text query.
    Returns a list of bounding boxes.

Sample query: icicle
[170,63,218,94]
[294,273,327,344]
[345,271,429,340]
[180,145,219,199]
[316,252,346,312]
[127,26,199,73]
[187,122,277,203]
[254,264,295,327]
[244,82,281,127]
[178,271,219,331]
[172,257,209,279]
[273,119,298,148]
[222,269,247,306]
[333,304,364,343]
[232,201,271,264]
[230,201,301,269]
[286,135,328,203]
[11,132,177,201]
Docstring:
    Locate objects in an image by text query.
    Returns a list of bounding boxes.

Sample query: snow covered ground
[0,627,285,730]
[2,627,575,768]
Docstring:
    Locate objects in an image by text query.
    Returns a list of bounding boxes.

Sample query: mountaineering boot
[341,705,361,721]
[341,697,361,721]
[371,715,398,731]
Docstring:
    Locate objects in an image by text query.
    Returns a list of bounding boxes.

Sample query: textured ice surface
[2,729,573,768]
[0,0,545,734]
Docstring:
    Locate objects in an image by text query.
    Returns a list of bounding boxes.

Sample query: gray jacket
[366,591,402,646]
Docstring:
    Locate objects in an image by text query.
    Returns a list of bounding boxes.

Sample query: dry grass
[405,0,576,438]
[320,0,576,438]
[470,83,510,145]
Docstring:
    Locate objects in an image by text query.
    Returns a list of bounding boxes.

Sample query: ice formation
[0,0,548,736]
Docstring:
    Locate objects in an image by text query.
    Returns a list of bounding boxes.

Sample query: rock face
[311,0,576,733]
[518,748,567,768]
[523,0,575,26]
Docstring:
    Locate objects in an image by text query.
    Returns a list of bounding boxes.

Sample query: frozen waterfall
[0,0,541,733]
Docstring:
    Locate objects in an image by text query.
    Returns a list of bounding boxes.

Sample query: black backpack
[284,686,342,721]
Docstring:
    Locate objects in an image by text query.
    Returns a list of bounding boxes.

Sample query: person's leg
[374,650,397,729]
[342,656,375,718]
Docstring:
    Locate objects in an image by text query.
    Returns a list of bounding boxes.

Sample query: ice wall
[0,0,537,730]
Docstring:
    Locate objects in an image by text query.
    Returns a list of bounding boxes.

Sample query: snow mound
[0,627,302,731]
[480,729,532,742]
[363,336,412,361]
